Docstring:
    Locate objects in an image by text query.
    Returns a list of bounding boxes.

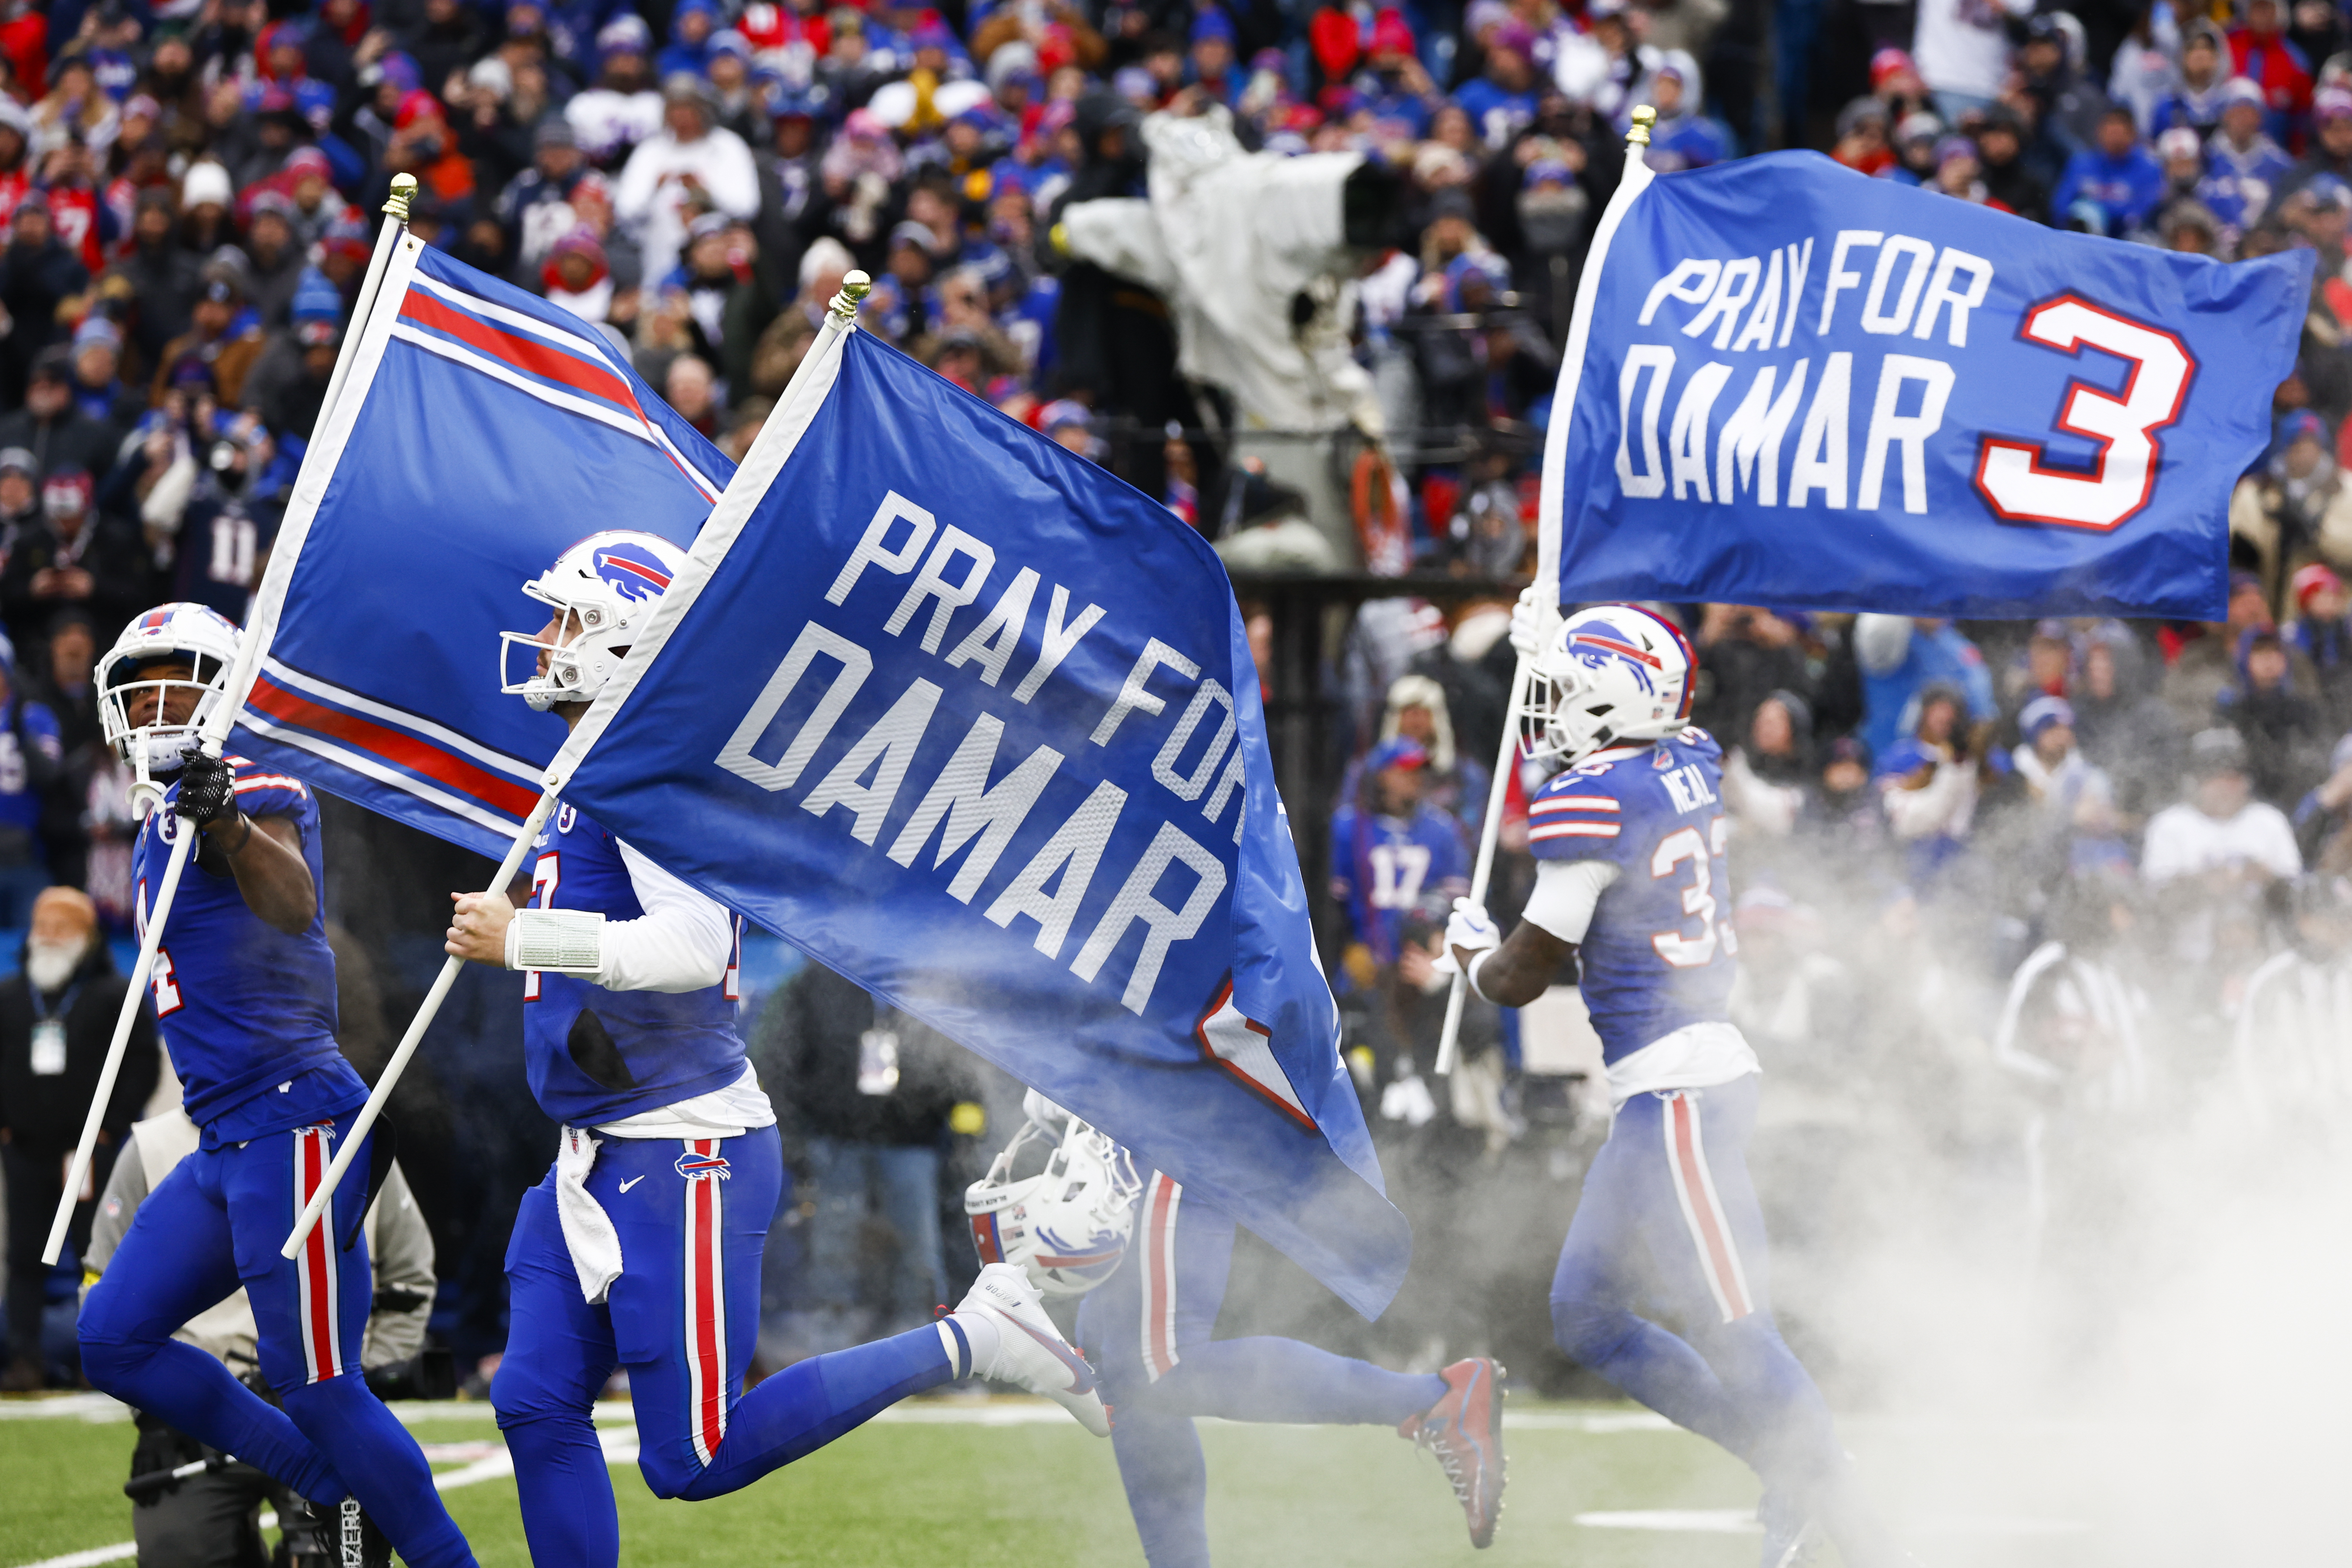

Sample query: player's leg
[1111,1176,1447,1427]
[1549,1090,1758,1455]
[491,1172,623,1568]
[608,1128,962,1501]
[1076,1202,1213,1568]
[232,1123,477,1568]
[1664,1080,1902,1563]
[79,1148,346,1505]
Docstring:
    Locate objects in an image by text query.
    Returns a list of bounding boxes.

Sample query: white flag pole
[280,271,875,1260]
[41,178,420,1266]
[1435,111,1657,1078]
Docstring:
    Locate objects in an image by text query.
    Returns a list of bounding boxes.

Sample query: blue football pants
[492,1126,955,1568]
[1077,1174,1447,1568]
[79,1117,477,1568]
[1549,1076,1846,1497]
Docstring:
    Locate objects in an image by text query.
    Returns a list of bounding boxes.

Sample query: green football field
[2,1388,2286,1568]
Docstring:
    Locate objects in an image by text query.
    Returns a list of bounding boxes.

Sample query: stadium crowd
[0,0,2343,1417]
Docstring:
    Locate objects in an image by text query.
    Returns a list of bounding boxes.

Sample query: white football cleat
[957,1262,1111,1437]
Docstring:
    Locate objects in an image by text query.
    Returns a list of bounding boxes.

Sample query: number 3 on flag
[1971,294,2198,533]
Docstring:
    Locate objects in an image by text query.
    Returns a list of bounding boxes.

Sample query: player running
[965,1093,1505,1563]
[445,531,1107,1567]
[77,603,477,1568]
[1441,597,1910,1568]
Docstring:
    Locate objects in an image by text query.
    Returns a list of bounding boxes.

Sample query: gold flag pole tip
[1627,105,1655,147]
[828,269,873,325]
[383,172,417,222]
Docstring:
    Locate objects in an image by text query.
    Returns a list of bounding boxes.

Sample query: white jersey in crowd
[1912,0,2039,101]
[2234,950,2352,1129]
[613,122,761,288]
[564,87,664,167]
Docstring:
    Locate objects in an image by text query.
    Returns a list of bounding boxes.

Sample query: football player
[444,531,1108,1568]
[76,603,478,1568]
[1441,597,1907,1568]
[969,1094,1506,1562]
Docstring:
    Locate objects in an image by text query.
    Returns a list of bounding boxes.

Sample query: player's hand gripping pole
[41,178,420,1268]
[1434,108,1652,1077]
[278,268,879,1260]
[1433,604,1544,1079]
[280,789,559,1260]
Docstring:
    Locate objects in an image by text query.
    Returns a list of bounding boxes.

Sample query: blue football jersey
[132,759,357,1137]
[523,800,748,1126]
[1528,729,1736,1063]
[1328,800,1470,965]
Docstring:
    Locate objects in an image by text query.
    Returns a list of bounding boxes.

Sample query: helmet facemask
[99,651,231,812]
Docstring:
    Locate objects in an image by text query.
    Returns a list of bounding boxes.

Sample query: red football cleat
[1399,1357,1506,1548]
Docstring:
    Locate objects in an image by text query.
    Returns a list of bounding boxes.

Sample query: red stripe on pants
[299,1130,341,1381]
[1670,1097,1751,1321]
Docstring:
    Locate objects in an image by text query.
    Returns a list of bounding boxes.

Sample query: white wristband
[1465,947,1499,1004]
[508,908,606,974]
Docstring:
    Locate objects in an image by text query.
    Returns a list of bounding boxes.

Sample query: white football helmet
[1520,603,1697,764]
[97,603,243,809]
[499,530,687,711]
[966,1106,1142,1299]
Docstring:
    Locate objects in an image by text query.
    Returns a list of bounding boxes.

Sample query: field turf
[0,1391,2254,1567]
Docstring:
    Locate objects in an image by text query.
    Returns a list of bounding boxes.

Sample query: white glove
[1431,897,1501,976]
[1509,585,1560,662]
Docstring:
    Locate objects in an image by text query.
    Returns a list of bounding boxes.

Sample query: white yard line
[8,1423,640,1568]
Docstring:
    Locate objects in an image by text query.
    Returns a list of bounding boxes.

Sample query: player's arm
[446,840,731,992]
[1443,858,1618,1009]
[176,752,317,936]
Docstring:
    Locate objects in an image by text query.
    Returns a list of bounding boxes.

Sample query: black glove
[176,746,237,828]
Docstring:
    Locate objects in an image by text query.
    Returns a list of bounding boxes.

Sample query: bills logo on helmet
[674,1149,731,1179]
[1030,1222,1127,1274]
[595,544,675,600]
[1566,618,1666,698]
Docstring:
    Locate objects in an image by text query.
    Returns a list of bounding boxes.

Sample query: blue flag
[550,328,1411,1319]
[230,239,731,856]
[1542,151,2312,620]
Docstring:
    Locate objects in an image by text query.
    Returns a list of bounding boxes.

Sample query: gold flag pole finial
[1627,104,1656,148]
[383,172,417,224]
[828,269,873,326]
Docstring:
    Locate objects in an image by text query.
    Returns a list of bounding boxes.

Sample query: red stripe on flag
[1143,1175,1178,1379]
[1670,1097,1751,1321]
[247,675,539,821]
[400,289,643,419]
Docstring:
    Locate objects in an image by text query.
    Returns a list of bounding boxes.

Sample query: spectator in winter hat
[0,449,33,533]
[0,349,115,488]
[566,15,664,165]
[613,73,759,291]
[149,254,265,408]
[66,317,141,441]
[2227,0,2315,139]
[657,0,722,83]
[2054,105,2167,236]
[1039,399,1099,460]
[1831,96,1893,175]
[0,465,153,652]
[2284,562,2352,727]
[2211,77,2294,201]
[2282,86,2352,201]
[240,192,307,327]
[1453,22,1539,147]
[2232,409,2352,600]
[1188,9,1240,104]
[387,89,478,211]
[1971,107,2049,223]
[0,192,89,407]
[542,225,612,325]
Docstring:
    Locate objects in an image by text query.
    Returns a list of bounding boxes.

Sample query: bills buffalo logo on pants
[678,1139,731,1466]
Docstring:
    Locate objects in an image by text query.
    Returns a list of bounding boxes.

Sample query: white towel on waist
[553,1126,625,1304]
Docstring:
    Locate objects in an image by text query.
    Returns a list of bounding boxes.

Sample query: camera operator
[82,1107,437,1568]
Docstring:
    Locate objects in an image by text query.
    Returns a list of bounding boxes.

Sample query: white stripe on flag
[388,322,657,451]
[405,272,724,498]
[239,710,518,836]
[261,657,541,784]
